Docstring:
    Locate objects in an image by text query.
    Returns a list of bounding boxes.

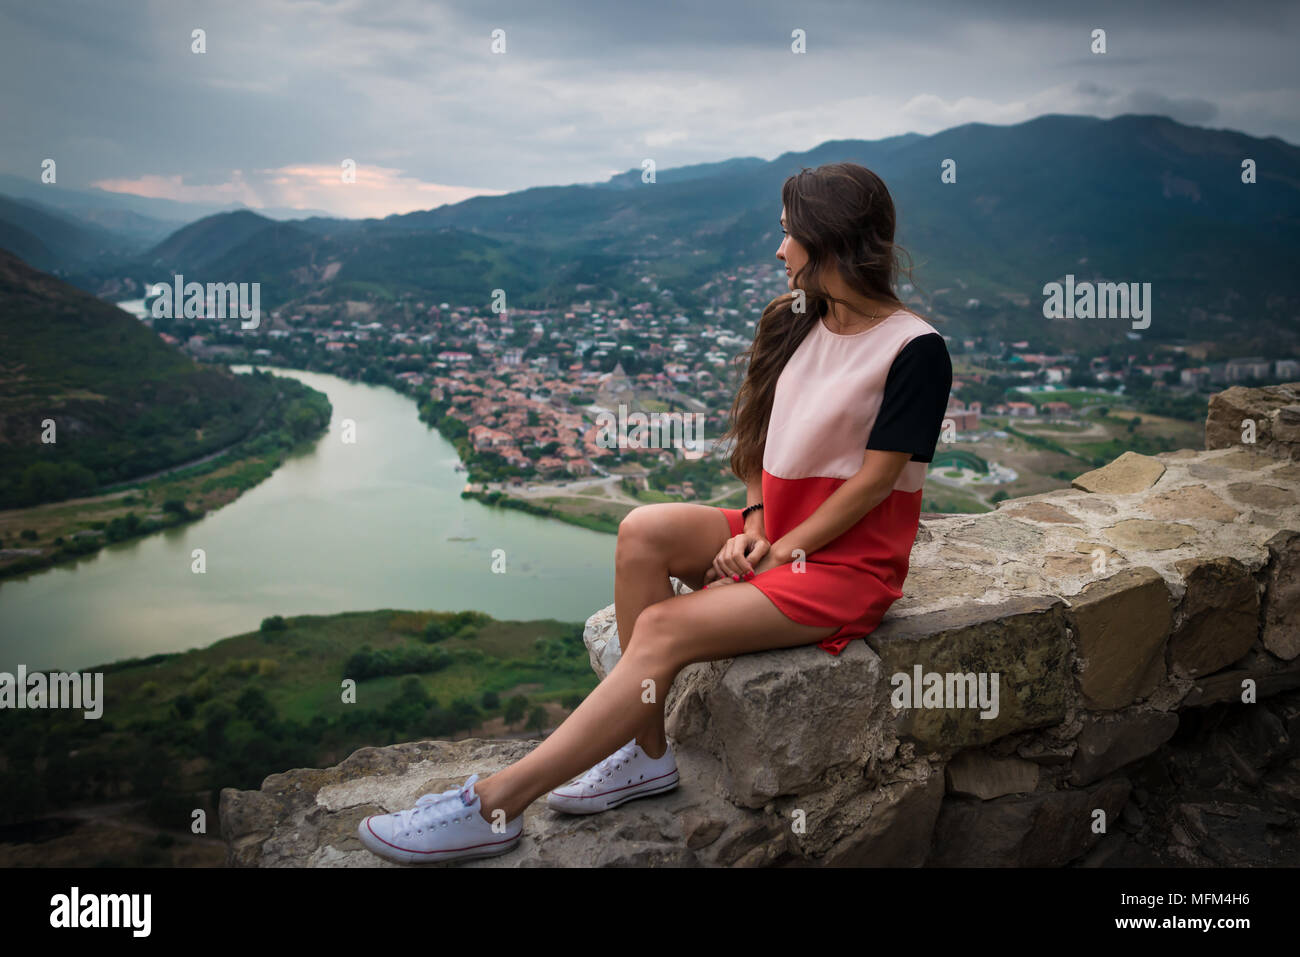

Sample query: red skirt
[714,472,921,655]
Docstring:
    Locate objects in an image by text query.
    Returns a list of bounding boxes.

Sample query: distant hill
[0,173,334,234]
[0,250,327,508]
[144,209,288,273]
[138,210,566,308]
[6,114,1298,349]
[577,155,770,190]
[0,195,139,271]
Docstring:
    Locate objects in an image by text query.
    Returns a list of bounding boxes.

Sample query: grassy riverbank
[461,487,626,534]
[0,373,331,581]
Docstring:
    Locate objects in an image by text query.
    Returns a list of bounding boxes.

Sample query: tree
[286,401,323,442]
[525,705,548,733]
[15,461,97,507]
[201,703,233,752]
[504,695,528,724]
[398,675,428,703]
[235,687,276,728]
[422,619,451,643]
[162,497,191,518]
[450,697,480,732]
[105,512,143,542]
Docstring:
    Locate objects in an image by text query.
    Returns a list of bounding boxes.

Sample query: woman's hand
[748,549,785,575]
[703,531,773,587]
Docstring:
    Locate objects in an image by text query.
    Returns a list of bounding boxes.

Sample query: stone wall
[221,383,1300,866]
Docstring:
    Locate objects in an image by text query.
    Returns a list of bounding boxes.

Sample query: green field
[1018,389,1117,409]
[921,484,990,514]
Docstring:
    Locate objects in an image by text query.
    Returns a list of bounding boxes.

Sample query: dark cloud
[0,0,1294,216]
[1120,90,1219,125]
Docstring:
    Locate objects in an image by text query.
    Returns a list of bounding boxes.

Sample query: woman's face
[777,206,809,291]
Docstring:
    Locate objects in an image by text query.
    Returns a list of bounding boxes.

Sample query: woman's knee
[623,601,692,672]
[616,504,665,560]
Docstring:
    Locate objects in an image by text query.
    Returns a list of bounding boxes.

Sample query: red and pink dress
[716,308,952,655]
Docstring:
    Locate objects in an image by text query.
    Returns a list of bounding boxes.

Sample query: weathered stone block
[1069,710,1179,786]
[925,777,1130,867]
[867,597,1070,752]
[1002,502,1082,524]
[1180,648,1300,707]
[1103,519,1197,551]
[1072,451,1166,494]
[1205,382,1300,459]
[1145,484,1240,522]
[813,767,946,866]
[1226,482,1298,511]
[1262,530,1300,661]
[1067,567,1172,710]
[945,750,1041,799]
[1169,557,1259,678]
[665,640,885,808]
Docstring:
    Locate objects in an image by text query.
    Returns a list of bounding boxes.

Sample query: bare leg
[612,504,734,757]
[473,580,838,823]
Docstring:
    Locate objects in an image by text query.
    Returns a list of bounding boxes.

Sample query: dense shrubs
[422,610,491,643]
[344,643,452,680]
[8,462,98,506]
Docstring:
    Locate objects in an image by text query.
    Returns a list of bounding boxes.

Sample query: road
[487,472,743,508]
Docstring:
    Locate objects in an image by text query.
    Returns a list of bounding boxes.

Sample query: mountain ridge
[3,113,1297,346]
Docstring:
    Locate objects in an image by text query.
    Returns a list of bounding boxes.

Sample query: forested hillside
[0,250,330,508]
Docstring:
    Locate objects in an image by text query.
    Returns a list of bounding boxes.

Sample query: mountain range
[1,113,1297,350]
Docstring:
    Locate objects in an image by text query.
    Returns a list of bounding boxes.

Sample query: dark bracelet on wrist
[741,502,764,522]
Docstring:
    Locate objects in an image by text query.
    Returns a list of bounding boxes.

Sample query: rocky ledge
[221,383,1300,866]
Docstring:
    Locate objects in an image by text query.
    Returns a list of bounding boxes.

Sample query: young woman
[358,161,953,864]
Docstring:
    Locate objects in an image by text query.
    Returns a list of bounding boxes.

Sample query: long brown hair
[720,162,922,483]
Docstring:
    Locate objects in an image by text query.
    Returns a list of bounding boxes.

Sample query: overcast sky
[2,0,1297,219]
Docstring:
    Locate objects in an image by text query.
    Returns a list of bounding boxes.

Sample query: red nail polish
[732,574,740,581]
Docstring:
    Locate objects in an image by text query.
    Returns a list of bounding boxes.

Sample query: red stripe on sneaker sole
[554,768,679,801]
[364,818,521,856]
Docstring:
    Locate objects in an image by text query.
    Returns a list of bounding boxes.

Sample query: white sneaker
[547,739,679,814]
[357,773,522,864]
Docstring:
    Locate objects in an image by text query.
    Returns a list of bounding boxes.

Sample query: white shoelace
[585,741,638,783]
[396,787,468,834]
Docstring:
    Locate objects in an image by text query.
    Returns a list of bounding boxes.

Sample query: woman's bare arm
[744,471,766,537]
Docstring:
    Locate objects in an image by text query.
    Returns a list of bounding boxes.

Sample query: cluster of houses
[151,263,1299,489]
[430,360,700,481]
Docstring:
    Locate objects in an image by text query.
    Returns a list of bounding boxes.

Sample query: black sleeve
[865,333,952,463]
